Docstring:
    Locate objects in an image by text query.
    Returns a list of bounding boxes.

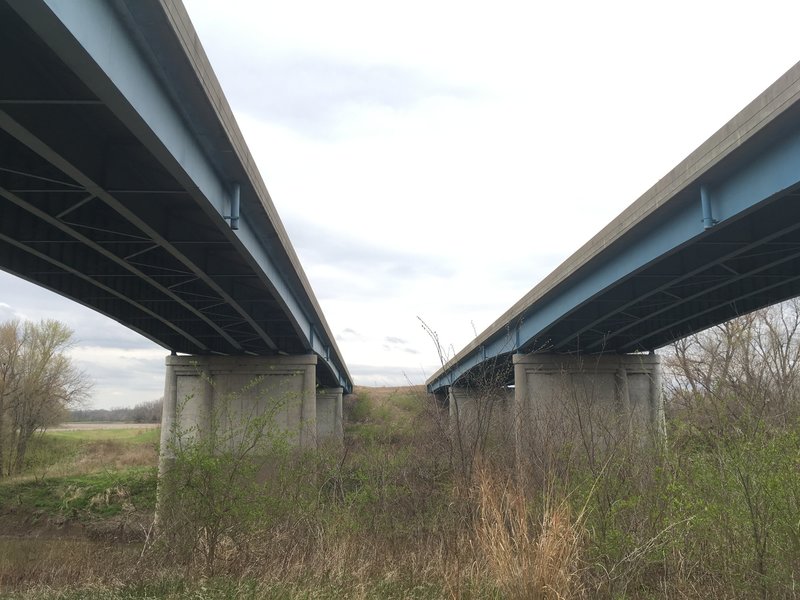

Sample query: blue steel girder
[1,0,351,391]
[427,63,800,393]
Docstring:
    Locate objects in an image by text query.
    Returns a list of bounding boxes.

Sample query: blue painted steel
[427,122,800,393]
[700,185,715,229]
[714,129,800,221]
[229,184,240,230]
[580,219,800,353]
[20,0,350,392]
[622,255,800,351]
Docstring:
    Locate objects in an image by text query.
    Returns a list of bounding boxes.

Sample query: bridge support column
[513,353,664,468]
[158,354,318,463]
[155,354,317,528]
[448,385,514,448]
[316,387,344,443]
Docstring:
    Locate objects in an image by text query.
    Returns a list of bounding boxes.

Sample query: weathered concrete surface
[513,353,664,461]
[448,385,514,447]
[316,387,344,442]
[155,354,318,528]
[158,354,318,471]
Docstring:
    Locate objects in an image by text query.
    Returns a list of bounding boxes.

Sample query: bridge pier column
[158,354,318,463]
[448,385,514,448]
[316,387,344,443]
[155,354,317,528]
[513,353,664,469]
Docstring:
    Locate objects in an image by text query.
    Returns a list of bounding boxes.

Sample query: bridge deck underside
[444,173,800,392]
[541,191,800,355]
[0,3,318,369]
[429,56,800,393]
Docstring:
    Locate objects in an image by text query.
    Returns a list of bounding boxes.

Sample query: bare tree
[665,298,800,437]
[0,319,92,476]
[418,317,516,484]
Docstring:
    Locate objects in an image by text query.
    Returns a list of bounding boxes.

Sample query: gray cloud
[382,335,420,356]
[73,358,164,409]
[215,54,475,138]
[0,272,161,350]
[336,327,365,342]
[284,217,455,295]
[348,363,431,386]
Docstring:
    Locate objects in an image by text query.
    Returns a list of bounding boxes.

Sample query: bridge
[427,60,800,442]
[0,0,350,445]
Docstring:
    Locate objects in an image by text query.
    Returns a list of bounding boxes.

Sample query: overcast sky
[2,0,800,408]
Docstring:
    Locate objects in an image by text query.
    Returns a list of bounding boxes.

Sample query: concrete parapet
[316,387,343,443]
[513,353,664,467]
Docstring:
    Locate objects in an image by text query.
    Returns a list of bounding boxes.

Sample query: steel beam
[0,182,242,351]
[6,0,348,388]
[558,218,800,351]
[0,234,205,350]
[0,109,281,352]
[428,101,800,392]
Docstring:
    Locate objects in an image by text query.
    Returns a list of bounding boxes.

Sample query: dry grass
[8,429,159,483]
[473,464,585,599]
[8,386,799,598]
[234,524,464,592]
[72,439,157,473]
[0,538,143,590]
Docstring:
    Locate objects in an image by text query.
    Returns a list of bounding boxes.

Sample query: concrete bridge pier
[155,354,320,527]
[316,387,344,443]
[513,353,664,466]
[158,354,319,475]
[447,385,514,448]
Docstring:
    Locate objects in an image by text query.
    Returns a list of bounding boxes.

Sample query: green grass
[45,427,160,445]
[392,392,423,416]
[345,392,372,423]
[1,426,160,522]
[19,435,84,475]
[0,467,157,519]
[343,389,424,446]
[9,428,159,479]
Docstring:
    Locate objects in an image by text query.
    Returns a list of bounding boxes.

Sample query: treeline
[70,398,162,423]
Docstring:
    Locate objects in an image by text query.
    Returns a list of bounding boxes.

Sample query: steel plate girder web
[2,3,269,352]
[583,231,800,352]
[8,0,349,389]
[426,120,800,393]
[563,208,800,353]
[0,232,207,350]
[0,175,240,349]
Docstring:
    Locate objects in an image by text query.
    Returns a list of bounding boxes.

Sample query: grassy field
[27,422,158,448]
[0,388,434,598]
[0,425,158,526]
[2,386,800,598]
[11,424,159,481]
